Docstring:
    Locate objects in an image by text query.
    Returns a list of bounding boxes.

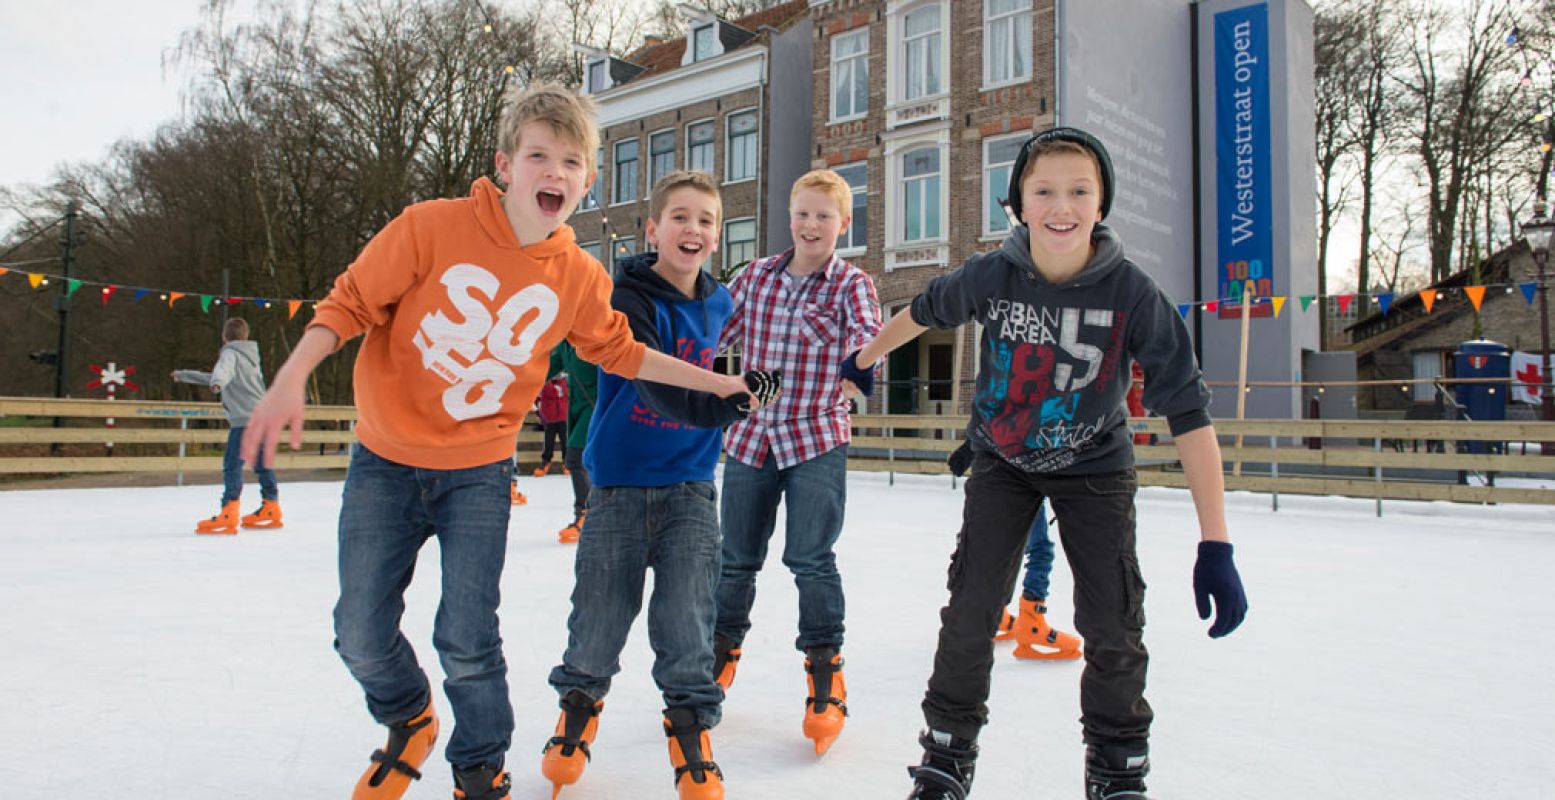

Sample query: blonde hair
[222,318,249,342]
[649,170,723,224]
[497,82,599,171]
[789,169,852,217]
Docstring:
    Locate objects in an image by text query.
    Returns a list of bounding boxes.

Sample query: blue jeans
[221,426,278,504]
[1022,503,1053,600]
[715,444,848,652]
[549,481,723,728]
[332,444,514,769]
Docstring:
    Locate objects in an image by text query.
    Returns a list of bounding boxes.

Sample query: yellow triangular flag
[168,291,185,308]
[1465,285,1486,311]
[1271,296,1287,318]
[287,300,302,320]
[28,273,44,289]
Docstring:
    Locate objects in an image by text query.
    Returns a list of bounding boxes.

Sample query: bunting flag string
[0,257,1543,323]
[0,261,321,316]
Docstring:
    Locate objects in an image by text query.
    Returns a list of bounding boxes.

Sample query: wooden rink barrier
[3,397,1554,511]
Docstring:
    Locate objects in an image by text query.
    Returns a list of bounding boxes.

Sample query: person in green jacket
[549,339,597,543]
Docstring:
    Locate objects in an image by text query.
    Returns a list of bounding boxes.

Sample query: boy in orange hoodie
[241,84,754,800]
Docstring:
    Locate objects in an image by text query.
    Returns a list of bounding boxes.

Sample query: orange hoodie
[309,178,645,470]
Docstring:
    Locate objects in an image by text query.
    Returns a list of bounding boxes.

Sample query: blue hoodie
[583,253,744,487]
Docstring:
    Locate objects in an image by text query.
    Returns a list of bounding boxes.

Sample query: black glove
[840,350,874,397]
[724,392,755,416]
[1193,541,1248,638]
[947,442,974,477]
[743,369,782,406]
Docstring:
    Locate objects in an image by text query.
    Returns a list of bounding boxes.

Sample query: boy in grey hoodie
[843,128,1248,799]
[172,317,281,533]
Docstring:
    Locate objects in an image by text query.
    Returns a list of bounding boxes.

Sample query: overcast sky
[0,1,206,192]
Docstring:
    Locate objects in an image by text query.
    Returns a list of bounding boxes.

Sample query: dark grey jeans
[922,452,1151,746]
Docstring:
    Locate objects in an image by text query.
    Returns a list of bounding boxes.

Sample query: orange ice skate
[195,501,240,535]
[802,646,848,755]
[352,699,439,800]
[1011,597,1083,660]
[664,707,724,800]
[239,499,283,529]
[540,691,603,799]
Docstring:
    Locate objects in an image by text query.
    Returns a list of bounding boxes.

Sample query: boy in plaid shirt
[711,169,881,756]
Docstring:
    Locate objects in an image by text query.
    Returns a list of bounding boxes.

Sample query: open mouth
[676,242,704,257]
[1044,222,1079,235]
[536,189,565,214]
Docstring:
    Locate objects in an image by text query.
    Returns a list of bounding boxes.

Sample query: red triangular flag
[1206,300,1220,313]
[1337,294,1354,315]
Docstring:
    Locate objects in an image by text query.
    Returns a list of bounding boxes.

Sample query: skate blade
[808,733,839,755]
[1012,644,1081,660]
[241,521,283,530]
[550,785,562,800]
[195,528,237,535]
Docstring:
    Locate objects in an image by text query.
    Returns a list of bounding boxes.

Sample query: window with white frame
[580,146,603,211]
[984,0,1032,87]
[726,110,758,182]
[901,146,942,242]
[692,24,717,62]
[831,28,869,121]
[612,139,638,205]
[902,4,943,101]
[686,120,715,175]
[834,162,868,252]
[649,130,675,190]
[724,217,756,271]
[983,134,1025,235]
[586,60,608,94]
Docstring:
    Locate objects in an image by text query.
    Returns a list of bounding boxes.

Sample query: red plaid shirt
[719,249,882,469]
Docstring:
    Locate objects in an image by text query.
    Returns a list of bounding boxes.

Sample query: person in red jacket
[533,375,569,476]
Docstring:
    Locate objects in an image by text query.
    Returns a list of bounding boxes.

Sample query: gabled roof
[622,0,809,82]
[1344,241,1525,356]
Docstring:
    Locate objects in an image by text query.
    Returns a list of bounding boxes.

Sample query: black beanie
[1006,126,1114,223]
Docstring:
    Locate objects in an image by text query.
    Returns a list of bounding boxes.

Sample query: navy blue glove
[947,442,974,477]
[840,350,874,397]
[1192,541,1247,638]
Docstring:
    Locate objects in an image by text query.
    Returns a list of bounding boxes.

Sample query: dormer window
[586,59,609,94]
[692,24,717,62]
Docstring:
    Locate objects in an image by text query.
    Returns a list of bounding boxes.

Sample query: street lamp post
[1520,203,1555,455]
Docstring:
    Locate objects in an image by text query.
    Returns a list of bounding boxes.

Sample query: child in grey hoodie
[843,127,1247,800]
[172,317,281,533]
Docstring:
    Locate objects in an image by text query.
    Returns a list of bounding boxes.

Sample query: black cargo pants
[921,452,1152,746]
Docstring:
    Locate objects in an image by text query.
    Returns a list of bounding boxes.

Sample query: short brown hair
[222,318,249,342]
[789,169,852,217]
[649,171,723,224]
[497,82,599,171]
[1017,140,1100,195]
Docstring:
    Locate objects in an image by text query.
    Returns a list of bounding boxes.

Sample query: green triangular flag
[199,294,213,313]
[1299,295,1315,311]
[66,279,82,297]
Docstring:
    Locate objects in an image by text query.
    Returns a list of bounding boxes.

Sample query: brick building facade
[809,0,1054,416]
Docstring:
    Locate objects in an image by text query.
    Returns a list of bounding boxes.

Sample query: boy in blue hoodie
[845,128,1248,799]
[540,171,776,800]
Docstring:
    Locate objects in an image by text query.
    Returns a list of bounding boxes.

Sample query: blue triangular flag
[1176,303,1190,319]
[132,288,149,303]
[1522,281,1538,305]
[253,297,268,307]
[1378,292,1393,316]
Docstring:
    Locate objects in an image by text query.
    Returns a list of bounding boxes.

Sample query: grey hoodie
[910,224,1211,475]
[171,340,267,427]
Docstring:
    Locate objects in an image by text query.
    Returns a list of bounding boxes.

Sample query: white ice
[1,471,1551,799]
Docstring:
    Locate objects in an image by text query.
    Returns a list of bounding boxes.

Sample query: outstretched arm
[852,306,929,369]
[240,326,339,468]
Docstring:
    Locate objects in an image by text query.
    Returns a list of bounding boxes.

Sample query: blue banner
[1214,3,1273,317]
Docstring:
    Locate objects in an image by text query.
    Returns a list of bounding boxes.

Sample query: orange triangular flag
[1420,289,1436,313]
[0,266,8,276]
[1271,296,1287,318]
[168,291,185,308]
[28,273,44,289]
[287,300,302,320]
[1465,285,1486,311]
